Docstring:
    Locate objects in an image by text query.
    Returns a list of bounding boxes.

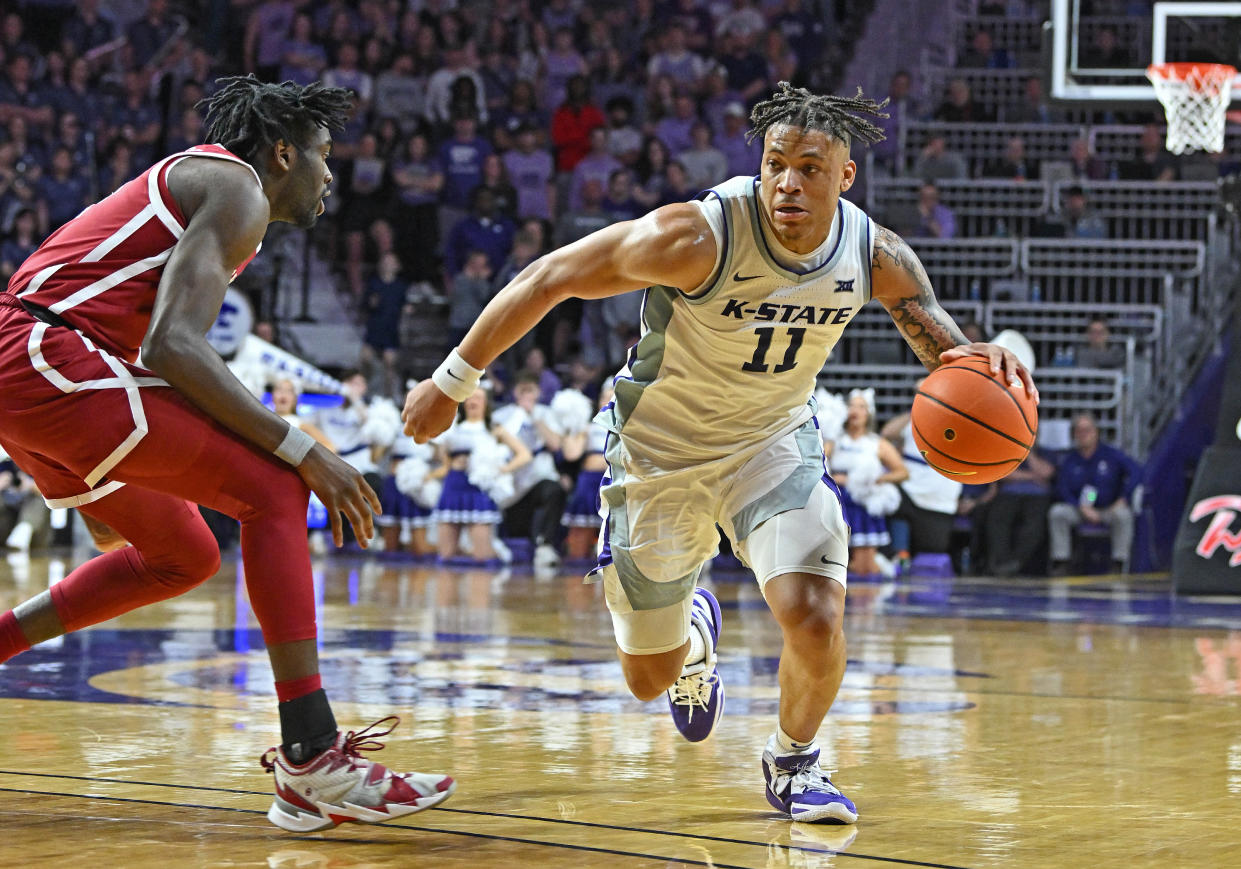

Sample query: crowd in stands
[0,2,1181,572]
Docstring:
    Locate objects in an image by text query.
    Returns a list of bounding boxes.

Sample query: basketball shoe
[667,587,724,742]
[261,716,456,832]
[762,735,858,824]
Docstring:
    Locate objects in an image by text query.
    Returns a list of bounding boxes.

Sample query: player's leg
[0,486,220,655]
[735,482,857,824]
[593,459,724,739]
[90,390,455,830]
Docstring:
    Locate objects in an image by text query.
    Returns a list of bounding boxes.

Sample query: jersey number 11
[743,327,805,373]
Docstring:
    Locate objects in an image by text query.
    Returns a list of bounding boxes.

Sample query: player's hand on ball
[297,445,382,548]
[940,342,1039,403]
[402,380,459,443]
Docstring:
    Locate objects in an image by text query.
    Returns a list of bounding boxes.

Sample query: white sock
[682,620,707,666]
[775,724,817,755]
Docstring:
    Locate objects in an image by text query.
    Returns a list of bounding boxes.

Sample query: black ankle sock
[279,688,338,764]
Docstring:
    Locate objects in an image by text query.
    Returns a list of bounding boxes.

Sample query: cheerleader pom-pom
[550,388,594,434]
[360,398,403,449]
[814,388,847,443]
[469,436,515,504]
[416,477,442,510]
[395,456,431,498]
[860,482,901,517]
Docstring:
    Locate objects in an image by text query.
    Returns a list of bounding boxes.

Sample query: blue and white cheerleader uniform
[563,425,609,527]
[378,439,434,532]
[434,420,502,525]
[830,431,891,548]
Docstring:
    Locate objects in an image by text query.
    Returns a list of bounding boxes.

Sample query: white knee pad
[736,482,850,590]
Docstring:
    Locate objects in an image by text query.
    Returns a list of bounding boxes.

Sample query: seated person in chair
[1048,414,1140,575]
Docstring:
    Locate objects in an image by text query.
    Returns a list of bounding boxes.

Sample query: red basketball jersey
[8,144,261,363]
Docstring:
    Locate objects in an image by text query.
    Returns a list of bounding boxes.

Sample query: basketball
[910,356,1038,484]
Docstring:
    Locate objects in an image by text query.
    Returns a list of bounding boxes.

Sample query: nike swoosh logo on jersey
[732,271,762,282]
[820,556,845,567]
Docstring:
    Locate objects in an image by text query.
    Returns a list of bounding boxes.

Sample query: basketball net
[1146,62,1236,154]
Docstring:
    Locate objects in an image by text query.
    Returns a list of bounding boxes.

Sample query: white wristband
[431,347,484,403]
[273,424,316,466]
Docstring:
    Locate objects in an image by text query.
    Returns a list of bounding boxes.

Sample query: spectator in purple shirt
[106,70,162,167]
[911,181,957,239]
[38,147,90,231]
[716,27,769,104]
[503,124,556,221]
[438,114,493,210]
[654,93,699,157]
[444,187,515,279]
[0,207,38,282]
[716,102,761,177]
[279,14,328,86]
[61,0,115,58]
[542,27,588,112]
[569,127,622,211]
[602,169,643,221]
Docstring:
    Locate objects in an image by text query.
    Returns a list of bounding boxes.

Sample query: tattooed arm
[871,223,1038,399]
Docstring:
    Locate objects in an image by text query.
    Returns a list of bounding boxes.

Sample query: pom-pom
[360,398,403,449]
[469,436,515,505]
[395,456,431,497]
[813,388,848,443]
[549,388,594,434]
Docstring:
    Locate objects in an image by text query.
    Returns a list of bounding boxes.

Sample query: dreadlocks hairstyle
[746,81,889,149]
[199,75,353,168]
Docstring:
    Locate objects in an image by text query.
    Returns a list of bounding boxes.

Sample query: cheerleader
[826,389,908,576]
[560,384,613,560]
[377,438,438,558]
[271,378,334,448]
[431,387,531,563]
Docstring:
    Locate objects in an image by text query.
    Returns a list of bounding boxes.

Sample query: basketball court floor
[2,548,1240,868]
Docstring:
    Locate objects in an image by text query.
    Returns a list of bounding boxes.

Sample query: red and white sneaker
[260,716,455,832]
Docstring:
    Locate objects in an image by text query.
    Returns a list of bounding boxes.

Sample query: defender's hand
[402,380,459,443]
[940,342,1039,403]
[296,444,381,548]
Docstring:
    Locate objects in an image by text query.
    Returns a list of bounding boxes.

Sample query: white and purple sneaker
[762,735,858,824]
[667,588,725,742]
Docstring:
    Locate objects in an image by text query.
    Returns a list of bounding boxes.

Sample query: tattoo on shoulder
[872,226,968,370]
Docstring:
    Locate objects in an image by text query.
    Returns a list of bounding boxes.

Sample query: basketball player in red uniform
[0,77,454,832]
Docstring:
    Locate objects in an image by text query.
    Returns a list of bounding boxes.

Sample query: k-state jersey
[597,175,873,467]
[8,144,262,363]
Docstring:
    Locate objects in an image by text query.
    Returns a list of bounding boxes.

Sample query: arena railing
[924,68,1043,117]
[868,177,1050,238]
[898,121,1086,175]
[1049,179,1219,242]
[1019,238,1204,307]
[1089,124,1241,164]
[815,363,1131,455]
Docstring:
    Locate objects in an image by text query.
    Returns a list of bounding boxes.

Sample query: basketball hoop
[1146,62,1237,154]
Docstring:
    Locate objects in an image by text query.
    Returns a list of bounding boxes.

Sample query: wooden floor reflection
[2,549,1240,868]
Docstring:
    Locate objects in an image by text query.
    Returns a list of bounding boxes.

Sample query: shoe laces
[261,715,400,773]
[774,755,841,797]
[669,663,718,721]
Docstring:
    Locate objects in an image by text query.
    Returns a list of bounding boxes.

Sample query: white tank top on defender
[597,175,874,469]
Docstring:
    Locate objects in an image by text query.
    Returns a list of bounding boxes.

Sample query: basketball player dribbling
[405,83,1038,824]
[0,77,454,832]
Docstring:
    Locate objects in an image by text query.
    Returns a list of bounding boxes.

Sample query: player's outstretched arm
[871,224,1037,400]
[403,203,717,442]
[142,159,380,546]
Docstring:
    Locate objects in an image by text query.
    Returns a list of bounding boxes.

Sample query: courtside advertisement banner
[1173,337,1241,593]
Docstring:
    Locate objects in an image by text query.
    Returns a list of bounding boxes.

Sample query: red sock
[275,673,322,703]
[0,610,31,664]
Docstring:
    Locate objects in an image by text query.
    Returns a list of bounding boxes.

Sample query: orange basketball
[910,356,1038,484]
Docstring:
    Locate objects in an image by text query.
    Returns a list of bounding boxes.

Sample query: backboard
[1048,0,1241,104]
